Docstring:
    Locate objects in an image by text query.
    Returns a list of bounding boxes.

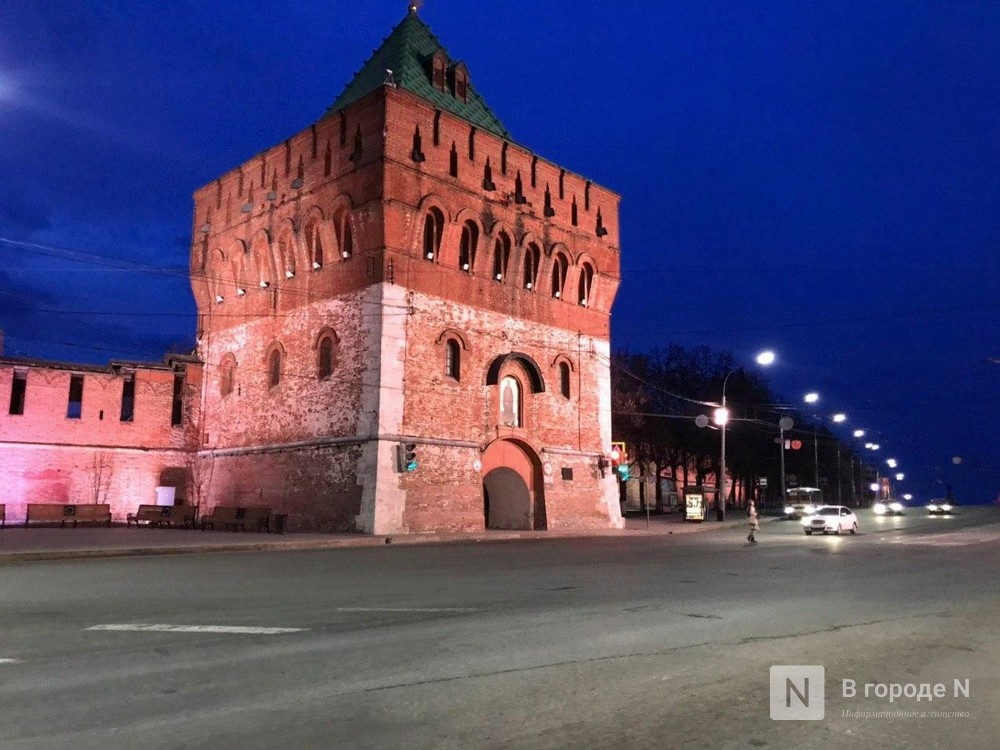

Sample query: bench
[200,506,271,532]
[126,504,197,529]
[25,503,112,528]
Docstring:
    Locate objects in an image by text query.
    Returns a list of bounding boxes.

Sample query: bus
[784,487,824,518]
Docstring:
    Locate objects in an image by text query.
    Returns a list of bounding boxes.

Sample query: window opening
[445,339,461,380]
[318,336,335,380]
[459,221,478,272]
[492,232,510,281]
[120,374,135,422]
[67,374,83,419]
[268,350,281,388]
[171,374,184,427]
[8,370,26,415]
[559,362,571,398]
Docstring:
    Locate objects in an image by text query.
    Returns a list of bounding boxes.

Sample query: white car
[802,505,858,535]
[874,501,904,516]
[927,500,955,515]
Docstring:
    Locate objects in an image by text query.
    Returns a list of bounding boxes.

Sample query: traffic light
[610,441,629,481]
[397,442,418,472]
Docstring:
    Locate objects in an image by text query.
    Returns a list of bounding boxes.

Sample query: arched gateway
[481,438,546,530]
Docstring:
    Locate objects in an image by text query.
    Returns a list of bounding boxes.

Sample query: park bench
[25,503,112,528]
[126,504,197,529]
[200,506,271,532]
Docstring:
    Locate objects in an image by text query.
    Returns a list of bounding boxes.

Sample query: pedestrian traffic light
[617,463,631,482]
[397,442,418,472]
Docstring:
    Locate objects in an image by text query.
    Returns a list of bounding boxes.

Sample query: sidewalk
[0,513,746,563]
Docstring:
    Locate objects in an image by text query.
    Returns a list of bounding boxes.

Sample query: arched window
[267,349,282,388]
[317,335,336,380]
[219,356,236,397]
[492,231,511,281]
[559,362,571,399]
[551,253,568,299]
[306,219,324,270]
[334,208,353,260]
[499,375,521,428]
[445,339,461,381]
[459,220,478,273]
[523,243,540,290]
[278,230,296,279]
[578,262,594,306]
[423,207,444,261]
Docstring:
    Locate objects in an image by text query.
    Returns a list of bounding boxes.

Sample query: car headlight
[874,503,887,514]
[889,502,903,512]
[927,504,939,511]
[784,506,795,515]
[941,504,952,512]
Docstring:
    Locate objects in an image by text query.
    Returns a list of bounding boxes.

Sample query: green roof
[327,7,511,139]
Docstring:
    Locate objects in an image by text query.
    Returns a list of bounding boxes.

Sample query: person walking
[747,501,760,544]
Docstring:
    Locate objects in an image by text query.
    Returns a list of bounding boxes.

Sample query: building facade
[2,8,623,533]
[0,354,202,522]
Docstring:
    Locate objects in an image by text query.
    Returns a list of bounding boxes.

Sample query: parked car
[874,501,905,516]
[802,505,859,535]
[927,500,955,515]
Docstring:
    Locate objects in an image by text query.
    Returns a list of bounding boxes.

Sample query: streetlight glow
[853,430,865,438]
[713,407,729,427]
[895,473,904,481]
[886,458,897,468]
[804,392,819,404]
[832,413,846,423]
[756,350,776,366]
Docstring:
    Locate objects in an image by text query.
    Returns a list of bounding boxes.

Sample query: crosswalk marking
[0,658,23,664]
[87,624,306,635]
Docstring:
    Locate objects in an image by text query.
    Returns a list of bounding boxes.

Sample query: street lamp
[715,350,775,521]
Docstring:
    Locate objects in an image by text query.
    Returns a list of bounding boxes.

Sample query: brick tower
[189,6,623,533]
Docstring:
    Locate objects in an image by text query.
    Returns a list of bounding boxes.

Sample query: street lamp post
[715,351,775,521]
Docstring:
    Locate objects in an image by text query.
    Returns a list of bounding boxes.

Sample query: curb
[0,518,745,564]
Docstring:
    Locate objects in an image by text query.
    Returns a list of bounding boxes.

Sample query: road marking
[0,658,23,664]
[86,624,306,635]
[335,607,479,613]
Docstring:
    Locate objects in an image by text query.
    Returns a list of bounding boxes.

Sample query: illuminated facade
[2,8,623,533]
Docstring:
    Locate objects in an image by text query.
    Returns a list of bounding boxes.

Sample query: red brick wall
[188,85,623,533]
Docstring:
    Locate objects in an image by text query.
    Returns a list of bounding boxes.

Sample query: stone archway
[481,439,546,530]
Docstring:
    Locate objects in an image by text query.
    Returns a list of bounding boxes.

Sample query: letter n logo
[770,665,825,720]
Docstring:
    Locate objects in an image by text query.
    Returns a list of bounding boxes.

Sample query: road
[2,507,998,749]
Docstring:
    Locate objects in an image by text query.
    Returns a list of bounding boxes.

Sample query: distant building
[1,7,623,533]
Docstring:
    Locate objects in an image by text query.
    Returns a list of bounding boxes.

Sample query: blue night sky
[1,1,997,504]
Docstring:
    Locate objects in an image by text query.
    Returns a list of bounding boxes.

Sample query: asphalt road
[1,507,998,749]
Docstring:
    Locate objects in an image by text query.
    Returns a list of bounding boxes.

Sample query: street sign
[759,477,768,487]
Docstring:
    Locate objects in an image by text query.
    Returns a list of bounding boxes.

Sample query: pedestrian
[747,501,759,544]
